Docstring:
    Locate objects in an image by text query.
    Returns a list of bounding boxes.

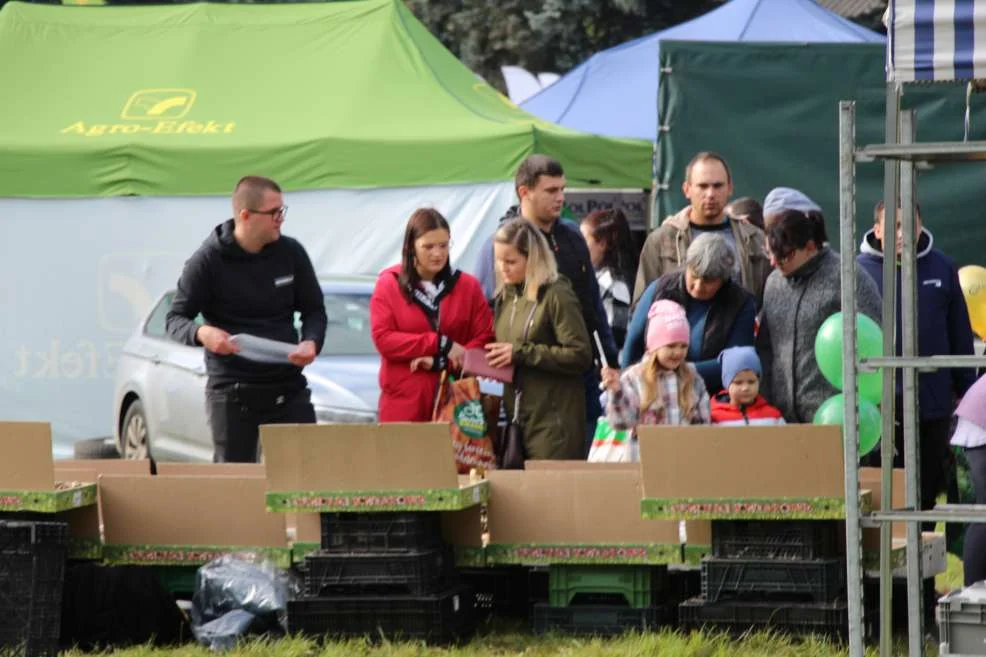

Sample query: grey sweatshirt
[757,248,882,423]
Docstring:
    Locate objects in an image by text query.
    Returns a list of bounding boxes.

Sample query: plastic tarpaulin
[657,40,986,270]
[0,183,514,454]
[520,0,883,141]
[0,0,651,197]
[889,0,986,82]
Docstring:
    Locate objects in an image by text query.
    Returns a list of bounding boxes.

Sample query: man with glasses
[166,175,326,462]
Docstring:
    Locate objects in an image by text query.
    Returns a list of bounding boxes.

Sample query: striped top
[889,0,986,82]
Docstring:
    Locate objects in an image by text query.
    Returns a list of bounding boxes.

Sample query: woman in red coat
[370,208,495,422]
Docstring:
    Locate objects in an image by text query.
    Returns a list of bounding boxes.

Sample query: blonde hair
[639,352,700,421]
[493,218,558,301]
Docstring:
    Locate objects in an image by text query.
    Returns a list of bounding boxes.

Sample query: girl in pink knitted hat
[602,299,710,429]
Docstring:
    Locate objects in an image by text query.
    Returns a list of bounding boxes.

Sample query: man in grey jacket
[633,152,771,308]
[757,204,882,423]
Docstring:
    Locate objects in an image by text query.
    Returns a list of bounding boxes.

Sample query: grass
[59,629,915,657]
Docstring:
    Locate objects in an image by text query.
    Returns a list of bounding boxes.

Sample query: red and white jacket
[710,392,786,427]
[370,265,494,422]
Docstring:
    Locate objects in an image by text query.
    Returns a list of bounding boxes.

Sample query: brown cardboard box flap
[524,461,638,471]
[442,506,484,548]
[286,512,322,543]
[261,423,458,491]
[155,463,266,477]
[860,467,907,549]
[638,425,844,500]
[0,422,55,491]
[100,474,286,547]
[487,469,679,545]
[55,459,149,479]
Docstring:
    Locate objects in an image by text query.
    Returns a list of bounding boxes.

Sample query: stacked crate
[287,511,475,644]
[0,519,69,657]
[679,520,848,639]
[531,564,669,635]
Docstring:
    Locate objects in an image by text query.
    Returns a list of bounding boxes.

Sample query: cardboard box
[49,460,153,559]
[99,474,290,566]
[863,532,946,577]
[638,425,869,520]
[261,423,487,512]
[524,460,712,559]
[0,422,96,512]
[155,463,266,477]
[860,467,907,551]
[54,459,150,477]
[485,465,683,565]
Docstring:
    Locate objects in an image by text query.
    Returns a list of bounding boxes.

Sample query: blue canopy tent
[520,0,885,141]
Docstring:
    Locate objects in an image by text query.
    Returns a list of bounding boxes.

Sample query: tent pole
[839,100,866,657]
[879,80,901,657]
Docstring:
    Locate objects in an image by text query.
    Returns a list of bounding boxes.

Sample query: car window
[144,293,204,339]
[293,292,376,356]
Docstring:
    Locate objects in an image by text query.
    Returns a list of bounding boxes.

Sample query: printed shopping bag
[587,417,637,463]
[432,373,498,473]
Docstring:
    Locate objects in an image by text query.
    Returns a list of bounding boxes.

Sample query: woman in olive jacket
[485,218,593,460]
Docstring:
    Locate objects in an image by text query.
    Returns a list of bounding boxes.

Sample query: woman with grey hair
[620,233,756,394]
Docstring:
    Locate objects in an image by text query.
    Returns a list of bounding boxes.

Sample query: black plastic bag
[190,554,299,651]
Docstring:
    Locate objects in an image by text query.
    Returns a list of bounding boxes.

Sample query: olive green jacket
[495,277,592,460]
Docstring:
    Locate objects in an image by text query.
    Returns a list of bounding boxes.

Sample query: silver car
[112,275,380,461]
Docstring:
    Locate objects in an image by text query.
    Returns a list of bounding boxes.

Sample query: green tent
[0,0,651,198]
[656,40,986,268]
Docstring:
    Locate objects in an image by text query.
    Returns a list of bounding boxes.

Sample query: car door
[142,294,210,461]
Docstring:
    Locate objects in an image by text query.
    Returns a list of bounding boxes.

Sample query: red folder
[462,348,514,383]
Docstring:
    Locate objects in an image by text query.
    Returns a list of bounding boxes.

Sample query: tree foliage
[405,0,719,90]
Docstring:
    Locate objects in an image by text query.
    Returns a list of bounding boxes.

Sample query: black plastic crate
[0,520,68,657]
[532,603,667,636]
[679,596,847,640]
[304,547,454,596]
[287,585,475,645]
[320,511,444,553]
[702,557,845,603]
[711,520,843,560]
[459,566,531,619]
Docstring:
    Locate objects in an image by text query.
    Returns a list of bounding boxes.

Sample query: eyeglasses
[248,205,288,220]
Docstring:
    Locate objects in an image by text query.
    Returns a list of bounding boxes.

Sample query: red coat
[710,392,786,426]
[370,265,494,422]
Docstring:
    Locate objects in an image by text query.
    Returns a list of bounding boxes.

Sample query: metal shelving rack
[839,98,986,657]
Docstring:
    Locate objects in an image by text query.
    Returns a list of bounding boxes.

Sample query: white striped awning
[888,0,986,82]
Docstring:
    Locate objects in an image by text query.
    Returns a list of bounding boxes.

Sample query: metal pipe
[839,101,865,657]
[878,80,901,657]
[860,355,986,371]
[899,109,923,657]
[871,506,986,523]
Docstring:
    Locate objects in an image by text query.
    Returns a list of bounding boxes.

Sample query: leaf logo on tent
[121,89,197,121]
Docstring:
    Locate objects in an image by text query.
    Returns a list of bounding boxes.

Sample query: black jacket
[166,219,327,387]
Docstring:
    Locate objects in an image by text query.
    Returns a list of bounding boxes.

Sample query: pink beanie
[646,300,690,353]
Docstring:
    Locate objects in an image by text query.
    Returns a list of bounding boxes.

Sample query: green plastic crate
[548,565,665,608]
[153,565,199,595]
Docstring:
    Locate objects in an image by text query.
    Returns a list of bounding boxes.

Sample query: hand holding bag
[432,371,499,473]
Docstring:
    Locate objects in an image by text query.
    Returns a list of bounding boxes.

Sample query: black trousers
[206,381,315,463]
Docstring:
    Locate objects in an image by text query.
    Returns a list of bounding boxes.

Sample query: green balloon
[814,312,884,405]
[812,394,881,458]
